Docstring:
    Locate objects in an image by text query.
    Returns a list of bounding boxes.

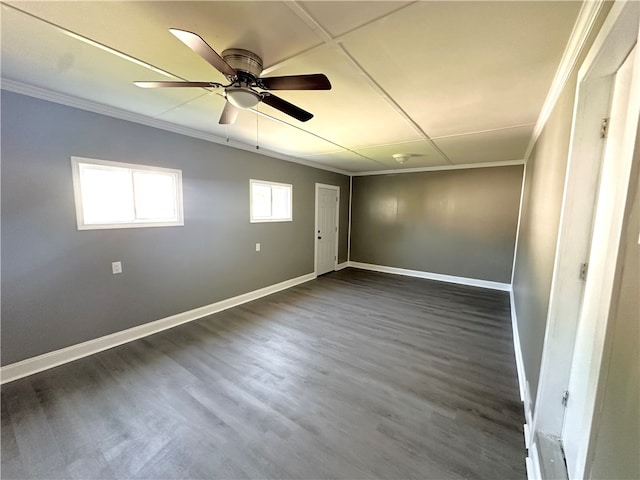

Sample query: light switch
[112,261,122,274]
[256,243,261,252]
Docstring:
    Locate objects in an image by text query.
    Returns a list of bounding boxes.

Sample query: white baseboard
[510,290,528,402]
[511,289,537,480]
[336,261,349,271]
[348,261,511,291]
[524,423,531,449]
[0,272,316,384]
[510,290,533,426]
[526,435,543,480]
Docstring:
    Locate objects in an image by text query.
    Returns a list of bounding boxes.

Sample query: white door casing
[532,73,613,439]
[315,184,339,276]
[530,2,640,479]
[562,37,638,480]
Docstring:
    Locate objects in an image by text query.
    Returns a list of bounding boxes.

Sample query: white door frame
[531,1,640,478]
[314,183,340,276]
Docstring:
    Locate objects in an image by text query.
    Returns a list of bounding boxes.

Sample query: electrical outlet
[112,261,122,274]
[256,243,261,252]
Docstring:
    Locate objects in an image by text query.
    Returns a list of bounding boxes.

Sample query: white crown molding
[0,79,350,176]
[524,0,606,160]
[0,272,317,384]
[351,159,525,176]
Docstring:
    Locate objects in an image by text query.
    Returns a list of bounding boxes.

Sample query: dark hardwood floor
[1,268,526,479]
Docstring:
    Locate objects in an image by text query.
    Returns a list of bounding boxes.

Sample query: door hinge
[600,117,610,138]
[579,262,588,281]
[562,390,570,407]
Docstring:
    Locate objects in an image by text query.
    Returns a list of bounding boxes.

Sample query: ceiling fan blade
[134,81,221,88]
[261,93,313,122]
[169,28,237,78]
[219,101,239,125]
[259,74,331,90]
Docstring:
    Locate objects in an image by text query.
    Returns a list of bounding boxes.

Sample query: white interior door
[561,39,638,480]
[315,184,339,276]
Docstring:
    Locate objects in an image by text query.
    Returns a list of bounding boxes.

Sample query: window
[71,157,183,230]
[250,179,292,223]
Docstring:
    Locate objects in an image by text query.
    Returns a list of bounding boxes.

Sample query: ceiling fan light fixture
[226,87,261,109]
[137,29,328,123]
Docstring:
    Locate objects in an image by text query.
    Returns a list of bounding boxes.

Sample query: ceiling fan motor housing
[222,49,263,80]
[221,49,264,109]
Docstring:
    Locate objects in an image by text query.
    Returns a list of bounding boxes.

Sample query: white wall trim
[511,288,537,480]
[351,159,525,177]
[526,437,543,480]
[0,272,316,385]
[348,261,511,291]
[510,290,534,436]
[524,0,606,160]
[336,261,349,271]
[510,290,528,404]
[0,80,350,176]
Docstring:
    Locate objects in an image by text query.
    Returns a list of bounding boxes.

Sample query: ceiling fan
[135,29,331,124]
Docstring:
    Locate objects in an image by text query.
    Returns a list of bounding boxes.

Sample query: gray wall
[1,91,349,365]
[511,77,575,402]
[511,4,611,406]
[350,166,523,283]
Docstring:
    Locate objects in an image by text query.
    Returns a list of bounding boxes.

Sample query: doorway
[315,184,339,276]
[532,2,640,479]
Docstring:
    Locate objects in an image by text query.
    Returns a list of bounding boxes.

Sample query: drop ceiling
[1,1,582,173]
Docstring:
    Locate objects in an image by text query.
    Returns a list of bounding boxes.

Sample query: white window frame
[71,156,184,230]
[249,179,293,223]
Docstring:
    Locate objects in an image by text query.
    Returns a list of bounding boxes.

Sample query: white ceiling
[1,1,582,173]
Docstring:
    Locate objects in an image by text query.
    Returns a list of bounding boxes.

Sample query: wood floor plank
[1,268,526,479]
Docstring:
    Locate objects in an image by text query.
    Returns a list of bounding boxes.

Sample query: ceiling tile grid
[1,1,582,172]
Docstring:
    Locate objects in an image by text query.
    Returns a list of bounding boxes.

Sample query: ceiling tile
[233,109,348,157]
[263,43,424,150]
[5,1,324,77]
[156,94,343,157]
[301,150,381,172]
[300,1,413,38]
[352,140,450,168]
[151,90,229,134]
[433,125,534,164]
[1,4,205,117]
[340,1,582,138]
